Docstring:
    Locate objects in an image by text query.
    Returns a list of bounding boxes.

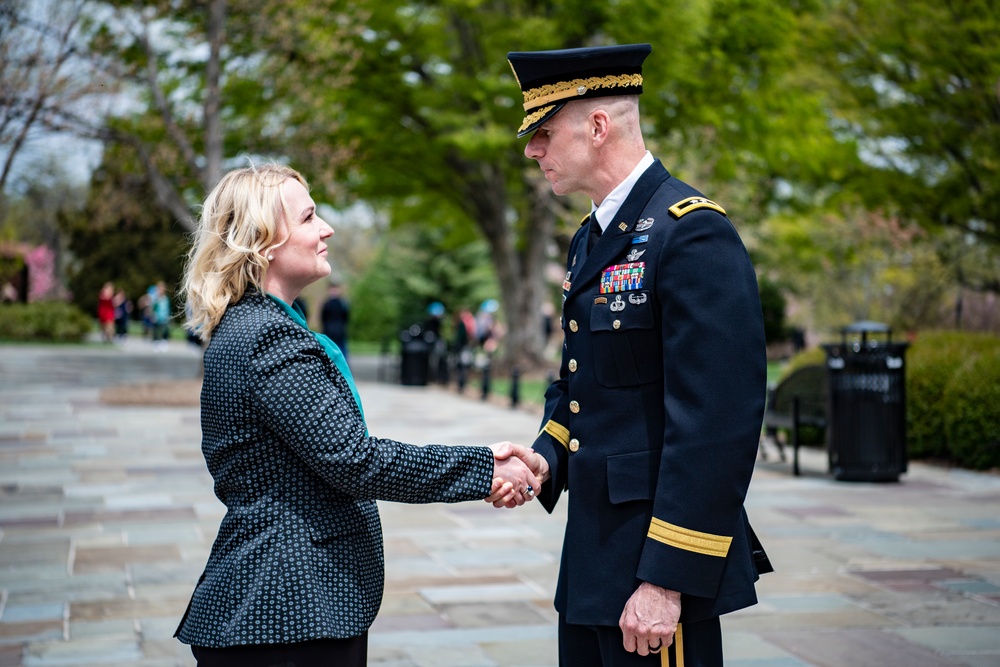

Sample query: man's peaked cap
[507,44,652,137]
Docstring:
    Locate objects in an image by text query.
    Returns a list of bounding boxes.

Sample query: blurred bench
[761,364,828,476]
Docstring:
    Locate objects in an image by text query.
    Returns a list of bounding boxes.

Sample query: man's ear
[590,109,611,147]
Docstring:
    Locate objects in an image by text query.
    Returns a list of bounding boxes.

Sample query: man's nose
[524,135,542,159]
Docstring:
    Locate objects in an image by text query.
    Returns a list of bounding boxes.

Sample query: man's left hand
[619,582,681,656]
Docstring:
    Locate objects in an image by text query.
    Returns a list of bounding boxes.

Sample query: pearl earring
[267,253,274,261]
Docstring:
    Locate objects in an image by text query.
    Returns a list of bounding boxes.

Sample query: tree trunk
[203,0,226,191]
[472,167,557,371]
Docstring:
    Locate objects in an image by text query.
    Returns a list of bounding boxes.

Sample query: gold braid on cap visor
[521,73,644,111]
[519,105,556,133]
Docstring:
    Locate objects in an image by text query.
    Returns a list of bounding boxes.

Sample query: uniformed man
[505,44,772,666]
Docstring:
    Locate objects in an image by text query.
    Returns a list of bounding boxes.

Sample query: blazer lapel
[568,161,670,298]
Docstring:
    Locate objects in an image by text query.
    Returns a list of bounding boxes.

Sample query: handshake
[485,442,550,509]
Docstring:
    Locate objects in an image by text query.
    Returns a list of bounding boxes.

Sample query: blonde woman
[174,164,541,666]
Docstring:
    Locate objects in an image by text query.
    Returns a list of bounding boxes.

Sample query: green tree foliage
[752,1,1000,335]
[350,222,497,345]
[18,0,999,354]
[276,0,561,364]
[817,0,1000,290]
[1,155,86,250]
[641,0,858,221]
[59,143,187,318]
[760,205,957,333]
[267,0,852,364]
[76,0,364,228]
[758,274,789,345]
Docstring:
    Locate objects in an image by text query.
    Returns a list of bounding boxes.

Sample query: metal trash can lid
[841,320,892,346]
[842,321,890,334]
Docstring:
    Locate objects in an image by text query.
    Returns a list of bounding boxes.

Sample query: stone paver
[1,340,999,666]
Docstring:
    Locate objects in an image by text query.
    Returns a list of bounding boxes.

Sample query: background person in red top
[96,281,115,343]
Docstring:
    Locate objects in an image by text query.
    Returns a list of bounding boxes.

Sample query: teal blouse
[268,294,366,426]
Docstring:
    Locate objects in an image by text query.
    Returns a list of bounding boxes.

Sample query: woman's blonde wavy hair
[182,163,307,341]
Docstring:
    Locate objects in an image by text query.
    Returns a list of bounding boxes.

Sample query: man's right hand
[485,442,546,508]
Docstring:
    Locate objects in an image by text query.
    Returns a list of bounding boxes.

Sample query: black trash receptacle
[822,321,909,482]
[399,325,431,386]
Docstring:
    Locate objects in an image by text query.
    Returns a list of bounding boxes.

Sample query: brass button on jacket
[569,400,580,413]
[569,319,579,332]
[569,359,578,372]
[568,438,580,452]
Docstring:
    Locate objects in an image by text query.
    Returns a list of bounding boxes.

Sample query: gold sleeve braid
[540,419,570,450]
[647,517,732,558]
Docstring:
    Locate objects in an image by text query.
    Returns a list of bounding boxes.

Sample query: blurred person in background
[97,282,115,343]
[113,287,132,341]
[320,278,350,361]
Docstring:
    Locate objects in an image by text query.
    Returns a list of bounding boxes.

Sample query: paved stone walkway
[1,340,999,666]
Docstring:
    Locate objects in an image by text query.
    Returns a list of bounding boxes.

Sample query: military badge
[625,248,646,262]
[600,262,645,294]
[635,218,654,232]
[631,235,649,245]
[610,294,626,312]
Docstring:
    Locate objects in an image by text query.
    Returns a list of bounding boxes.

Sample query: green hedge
[779,346,826,380]
[939,347,1000,470]
[0,302,94,342]
[783,331,1000,470]
[906,331,999,461]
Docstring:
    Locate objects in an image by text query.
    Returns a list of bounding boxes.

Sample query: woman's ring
[525,486,535,497]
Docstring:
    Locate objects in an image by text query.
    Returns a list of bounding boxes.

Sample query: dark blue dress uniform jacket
[175,291,494,647]
[533,160,769,627]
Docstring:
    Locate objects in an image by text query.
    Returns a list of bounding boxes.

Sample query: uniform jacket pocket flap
[590,293,653,332]
[607,450,658,504]
[307,508,367,544]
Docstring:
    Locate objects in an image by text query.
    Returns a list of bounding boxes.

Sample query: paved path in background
[1,340,999,667]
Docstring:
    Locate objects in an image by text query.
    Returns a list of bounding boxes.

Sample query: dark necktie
[588,216,602,252]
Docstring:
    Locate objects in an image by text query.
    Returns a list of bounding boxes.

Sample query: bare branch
[0,0,89,191]
[136,15,200,177]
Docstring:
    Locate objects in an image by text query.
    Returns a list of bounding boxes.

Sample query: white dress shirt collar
[591,151,654,232]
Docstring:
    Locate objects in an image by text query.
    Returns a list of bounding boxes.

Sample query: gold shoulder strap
[668,196,726,218]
